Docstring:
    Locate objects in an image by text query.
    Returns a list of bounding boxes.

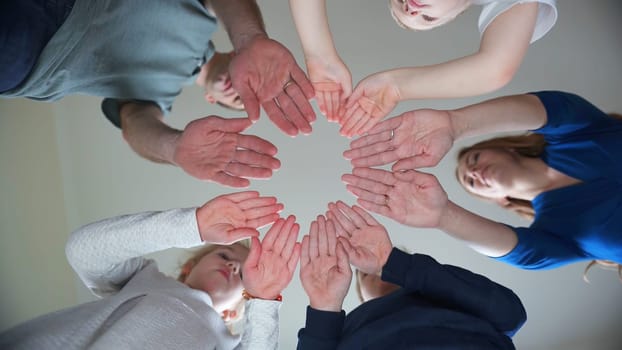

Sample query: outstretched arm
[341,167,518,257]
[449,93,547,141]
[240,215,301,350]
[206,0,316,136]
[392,3,538,99]
[343,93,547,169]
[66,191,281,297]
[120,103,281,187]
[340,3,540,137]
[289,0,352,122]
[324,201,525,336]
[383,249,526,336]
[118,102,178,165]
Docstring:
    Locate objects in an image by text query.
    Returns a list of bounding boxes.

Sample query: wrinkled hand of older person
[229,37,316,136]
[343,109,454,169]
[299,215,351,312]
[173,116,281,187]
[242,215,301,300]
[325,201,392,275]
[306,56,352,123]
[341,167,449,228]
[339,71,400,137]
[196,191,283,244]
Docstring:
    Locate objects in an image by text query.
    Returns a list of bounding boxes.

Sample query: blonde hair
[177,241,250,330]
[456,113,622,282]
[456,133,545,220]
[583,260,622,283]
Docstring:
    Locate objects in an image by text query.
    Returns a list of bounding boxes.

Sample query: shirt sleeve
[65,207,202,297]
[381,249,527,337]
[296,306,345,350]
[530,90,619,138]
[239,299,281,350]
[494,226,588,270]
[101,98,170,129]
[478,0,557,43]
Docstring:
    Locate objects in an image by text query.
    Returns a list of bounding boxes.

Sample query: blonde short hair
[177,240,250,331]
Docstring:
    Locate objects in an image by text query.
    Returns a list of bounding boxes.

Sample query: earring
[181,263,193,276]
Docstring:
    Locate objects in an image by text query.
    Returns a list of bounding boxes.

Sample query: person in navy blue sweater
[342,91,622,274]
[297,203,526,350]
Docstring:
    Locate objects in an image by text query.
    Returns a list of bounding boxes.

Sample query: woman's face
[357,270,400,302]
[388,0,470,30]
[184,244,249,310]
[456,148,521,199]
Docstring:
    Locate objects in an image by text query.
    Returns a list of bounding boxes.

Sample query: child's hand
[242,216,301,300]
[196,191,283,244]
[340,72,401,137]
[306,56,352,123]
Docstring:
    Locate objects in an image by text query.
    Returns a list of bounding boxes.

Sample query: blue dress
[495,91,622,269]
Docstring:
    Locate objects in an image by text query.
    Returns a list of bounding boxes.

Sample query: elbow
[483,65,516,93]
[511,292,527,329]
[65,226,93,273]
[491,288,528,336]
[505,292,528,335]
[474,51,521,93]
[65,229,82,271]
[119,109,133,144]
[120,124,132,144]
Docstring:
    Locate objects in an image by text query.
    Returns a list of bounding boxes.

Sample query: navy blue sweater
[297,249,526,350]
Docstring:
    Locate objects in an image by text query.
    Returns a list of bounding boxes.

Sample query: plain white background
[1,0,621,349]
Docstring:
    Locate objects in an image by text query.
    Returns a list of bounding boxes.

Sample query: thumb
[237,84,261,122]
[341,79,353,99]
[344,84,364,109]
[227,228,260,244]
[392,156,435,171]
[244,236,262,269]
[336,242,351,271]
[207,117,252,133]
[392,169,419,182]
[337,237,355,258]
[394,170,438,188]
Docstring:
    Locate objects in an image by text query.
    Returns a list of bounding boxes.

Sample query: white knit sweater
[0,208,280,350]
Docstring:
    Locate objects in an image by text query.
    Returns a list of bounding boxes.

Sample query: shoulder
[478,0,557,42]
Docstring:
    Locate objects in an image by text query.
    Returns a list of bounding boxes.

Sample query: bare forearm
[449,93,547,141]
[438,201,518,257]
[389,53,511,101]
[392,3,538,101]
[120,103,180,165]
[289,0,338,59]
[207,0,267,50]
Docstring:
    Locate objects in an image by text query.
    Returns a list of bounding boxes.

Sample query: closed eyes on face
[421,14,438,22]
[462,152,480,188]
[216,249,244,280]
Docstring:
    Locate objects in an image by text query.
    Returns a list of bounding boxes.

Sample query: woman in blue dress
[342,91,622,274]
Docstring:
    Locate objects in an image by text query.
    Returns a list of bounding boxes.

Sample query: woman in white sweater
[0,191,300,350]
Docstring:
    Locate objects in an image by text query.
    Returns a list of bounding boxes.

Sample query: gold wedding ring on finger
[282,79,295,91]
